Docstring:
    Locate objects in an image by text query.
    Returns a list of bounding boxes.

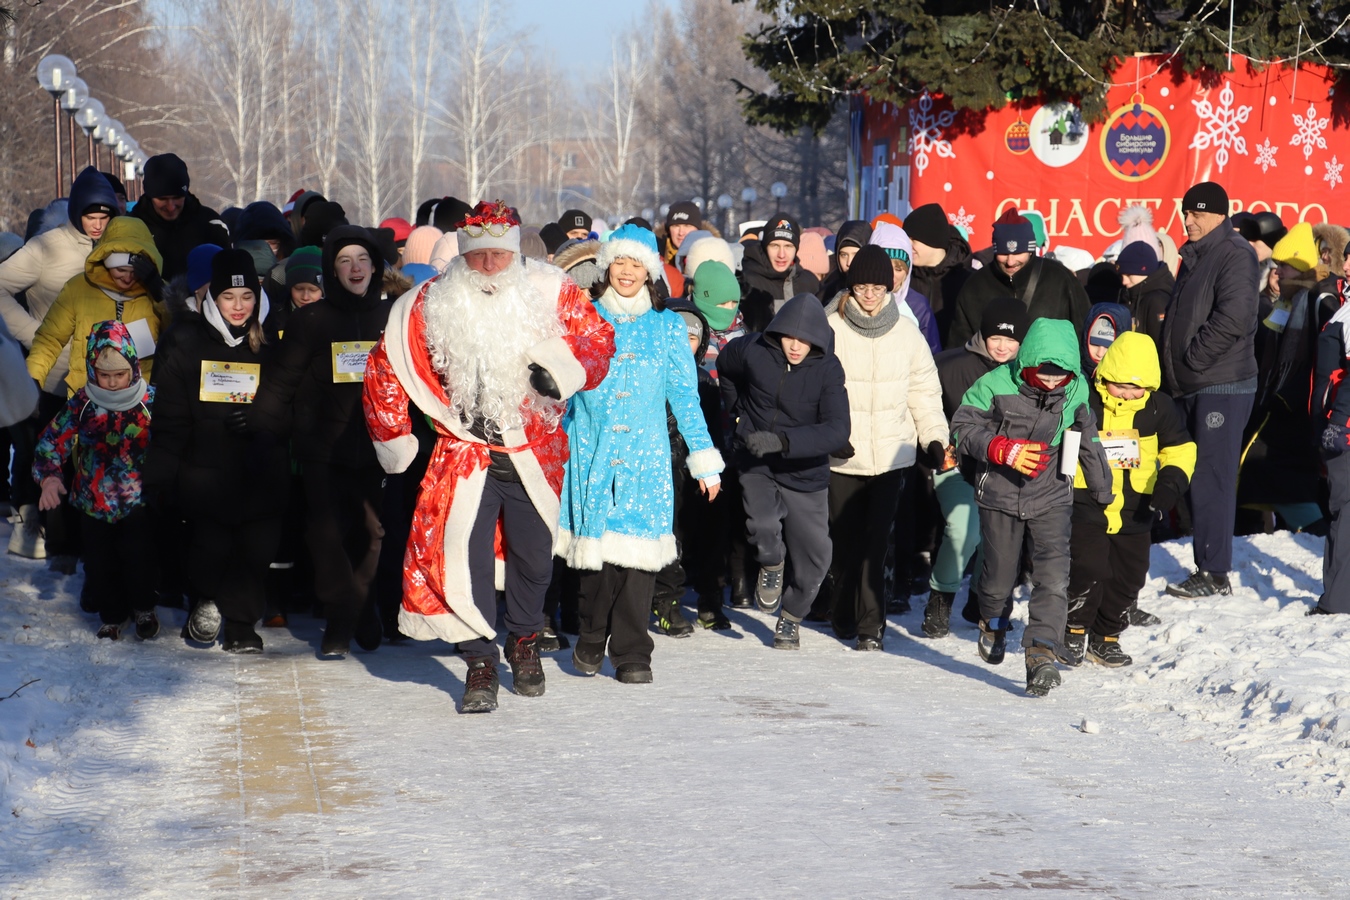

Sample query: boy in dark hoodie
[718,294,850,648]
[952,318,1114,695]
[1082,302,1132,378]
[34,321,156,640]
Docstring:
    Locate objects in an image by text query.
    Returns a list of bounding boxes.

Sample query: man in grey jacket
[1160,182,1259,598]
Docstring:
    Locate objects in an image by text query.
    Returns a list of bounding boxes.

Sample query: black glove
[745,431,785,457]
[224,408,251,435]
[923,440,947,469]
[1149,480,1181,514]
[833,440,856,460]
[130,253,164,303]
[528,363,561,400]
[244,431,277,478]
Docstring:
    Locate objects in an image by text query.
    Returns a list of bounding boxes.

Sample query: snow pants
[828,468,905,640]
[740,472,831,620]
[81,508,154,625]
[974,504,1071,650]
[1177,391,1254,575]
[929,468,981,594]
[579,563,657,667]
[303,462,385,639]
[1066,520,1151,637]
[1319,450,1350,614]
[458,476,551,662]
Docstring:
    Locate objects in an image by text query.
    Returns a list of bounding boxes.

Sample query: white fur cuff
[685,447,725,480]
[373,434,419,474]
[527,336,588,400]
[555,528,678,573]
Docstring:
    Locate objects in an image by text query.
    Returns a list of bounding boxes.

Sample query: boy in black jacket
[718,295,850,648]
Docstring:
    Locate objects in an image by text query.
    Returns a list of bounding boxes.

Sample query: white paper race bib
[331,341,374,383]
[1100,429,1141,469]
[199,360,260,403]
[124,318,156,358]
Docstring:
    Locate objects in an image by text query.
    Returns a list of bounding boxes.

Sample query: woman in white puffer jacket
[823,243,948,650]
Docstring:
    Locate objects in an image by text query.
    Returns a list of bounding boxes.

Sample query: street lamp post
[770,181,788,215]
[741,187,757,226]
[60,77,89,190]
[717,193,734,237]
[76,99,104,169]
[101,119,123,177]
[37,55,78,198]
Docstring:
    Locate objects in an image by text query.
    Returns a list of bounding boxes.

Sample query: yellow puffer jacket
[26,217,166,396]
[1073,332,1196,534]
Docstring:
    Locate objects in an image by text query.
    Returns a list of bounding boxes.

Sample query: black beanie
[298,201,348,248]
[763,215,800,248]
[415,198,438,227]
[433,196,473,232]
[979,297,1031,343]
[209,248,259,298]
[903,203,950,249]
[142,153,190,199]
[845,245,895,292]
[665,201,700,231]
[101,171,126,198]
[559,209,592,234]
[539,222,567,254]
[1181,181,1228,215]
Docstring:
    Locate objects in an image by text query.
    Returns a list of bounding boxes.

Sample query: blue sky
[513,0,675,60]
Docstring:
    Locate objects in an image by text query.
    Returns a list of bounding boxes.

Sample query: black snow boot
[1125,601,1161,626]
[134,609,160,641]
[504,632,546,697]
[1087,633,1133,667]
[977,617,1007,665]
[729,571,754,609]
[461,657,499,713]
[1025,641,1062,696]
[572,638,606,675]
[697,609,731,631]
[1058,625,1086,667]
[615,662,653,684]
[921,590,955,638]
[222,621,264,654]
[652,597,694,638]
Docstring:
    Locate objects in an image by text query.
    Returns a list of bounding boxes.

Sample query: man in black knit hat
[132,153,229,281]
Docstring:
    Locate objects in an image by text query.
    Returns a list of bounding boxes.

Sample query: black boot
[1087,633,1133,667]
[977,617,1007,665]
[921,590,954,638]
[729,571,753,609]
[461,657,499,713]
[222,621,263,654]
[1059,625,1087,667]
[1125,601,1162,626]
[353,599,382,652]
[652,597,694,637]
[1025,641,1062,696]
[504,632,546,697]
[572,638,606,675]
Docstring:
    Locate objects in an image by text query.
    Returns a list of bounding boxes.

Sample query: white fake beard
[422,256,566,433]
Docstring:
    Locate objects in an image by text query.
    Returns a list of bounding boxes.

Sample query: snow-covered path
[3,530,1350,897]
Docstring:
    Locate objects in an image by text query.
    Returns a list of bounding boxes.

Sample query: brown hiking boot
[1025,641,1062,697]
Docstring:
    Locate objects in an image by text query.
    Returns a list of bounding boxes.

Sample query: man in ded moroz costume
[363,201,615,712]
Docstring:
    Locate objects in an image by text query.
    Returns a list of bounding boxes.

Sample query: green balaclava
[690,261,740,332]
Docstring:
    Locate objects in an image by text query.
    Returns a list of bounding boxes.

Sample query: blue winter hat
[187,243,223,292]
[1116,241,1159,277]
[597,223,664,284]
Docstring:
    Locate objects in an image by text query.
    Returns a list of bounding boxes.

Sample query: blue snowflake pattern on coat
[33,320,153,523]
[557,295,724,572]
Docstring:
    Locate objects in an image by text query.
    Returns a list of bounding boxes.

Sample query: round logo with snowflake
[1100,94,1172,182]
[1029,103,1088,168]
[1206,412,1225,430]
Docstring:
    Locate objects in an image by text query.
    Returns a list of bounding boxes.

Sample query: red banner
[851,57,1348,257]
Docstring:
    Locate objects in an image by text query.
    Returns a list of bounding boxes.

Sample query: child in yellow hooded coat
[1067,332,1196,667]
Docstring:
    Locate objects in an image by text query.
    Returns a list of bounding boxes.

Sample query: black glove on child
[745,431,785,458]
[833,440,856,460]
[130,253,164,304]
[923,440,947,470]
[224,408,251,435]
[528,363,561,400]
[1149,480,1181,514]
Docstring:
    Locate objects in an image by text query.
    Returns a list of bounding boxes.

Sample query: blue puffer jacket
[557,288,723,573]
[718,294,851,492]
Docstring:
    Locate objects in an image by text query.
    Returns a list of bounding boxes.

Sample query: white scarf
[598,284,652,318]
[202,289,271,347]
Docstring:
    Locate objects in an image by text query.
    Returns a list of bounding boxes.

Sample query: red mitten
[987,436,1049,477]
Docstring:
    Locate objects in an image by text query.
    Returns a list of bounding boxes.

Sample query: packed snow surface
[3,526,1350,897]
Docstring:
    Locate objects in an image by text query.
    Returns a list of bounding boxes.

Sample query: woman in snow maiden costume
[951,318,1114,696]
[34,321,156,641]
[557,224,724,684]
[362,200,615,713]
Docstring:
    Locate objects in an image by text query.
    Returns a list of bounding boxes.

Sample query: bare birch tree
[580,36,649,221]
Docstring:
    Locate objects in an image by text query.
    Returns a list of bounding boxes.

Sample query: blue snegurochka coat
[557,290,724,572]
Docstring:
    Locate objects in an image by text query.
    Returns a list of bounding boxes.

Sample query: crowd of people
[1,151,1347,710]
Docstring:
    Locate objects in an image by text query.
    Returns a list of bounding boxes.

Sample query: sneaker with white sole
[756,562,786,612]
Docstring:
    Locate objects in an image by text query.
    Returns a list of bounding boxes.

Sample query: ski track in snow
[2,525,1350,897]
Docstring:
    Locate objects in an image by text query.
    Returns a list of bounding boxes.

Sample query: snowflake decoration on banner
[948,207,976,231]
[1189,81,1251,173]
[1291,103,1329,161]
[1327,156,1344,190]
[907,91,956,177]
[1253,138,1278,174]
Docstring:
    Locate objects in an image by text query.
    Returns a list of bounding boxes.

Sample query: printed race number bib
[199,360,260,403]
[1099,429,1141,469]
[332,341,375,383]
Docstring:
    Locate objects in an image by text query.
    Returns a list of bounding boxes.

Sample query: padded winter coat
[1122,265,1172,349]
[946,255,1091,350]
[132,192,230,280]
[1160,219,1259,396]
[26,217,165,396]
[556,287,723,573]
[737,240,822,334]
[718,294,850,492]
[825,299,948,477]
[33,321,154,523]
[952,318,1113,519]
[1071,332,1195,534]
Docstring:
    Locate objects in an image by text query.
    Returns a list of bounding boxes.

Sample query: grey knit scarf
[825,293,900,338]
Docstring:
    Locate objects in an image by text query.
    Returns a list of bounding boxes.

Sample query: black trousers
[1066,521,1151,637]
[579,563,657,667]
[81,508,153,624]
[303,462,385,632]
[829,468,906,639]
[653,466,724,613]
[458,476,552,661]
[1177,391,1254,574]
[191,515,283,628]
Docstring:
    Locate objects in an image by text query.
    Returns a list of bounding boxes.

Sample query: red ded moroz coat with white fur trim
[363,265,614,644]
